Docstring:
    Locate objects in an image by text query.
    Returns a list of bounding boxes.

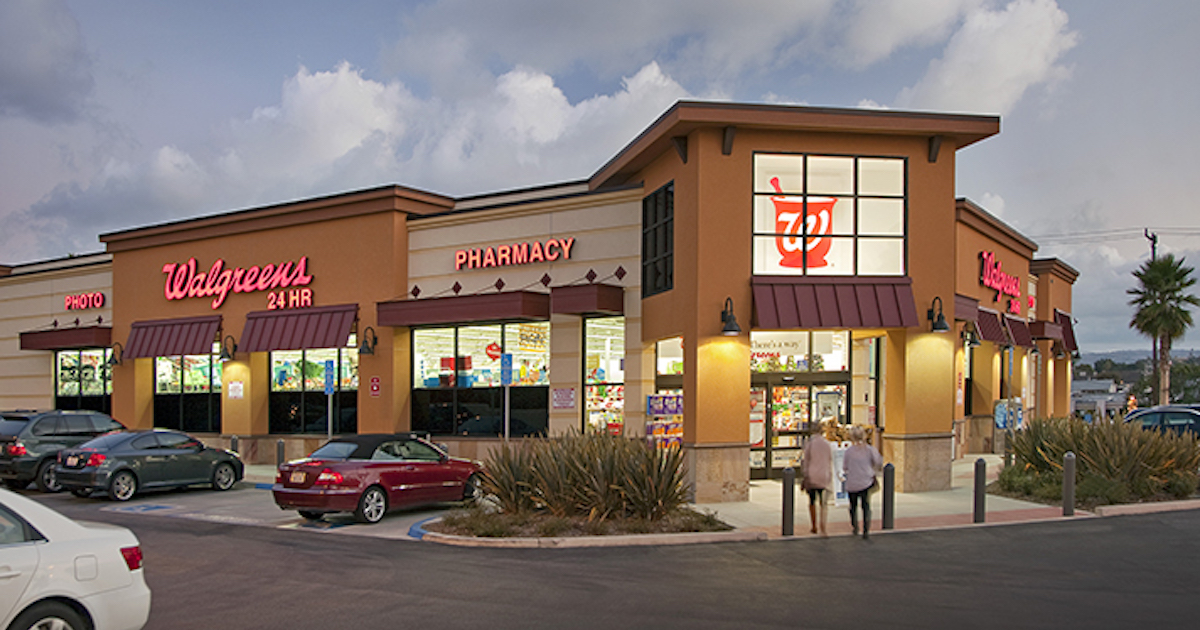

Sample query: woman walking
[842,425,882,539]
[800,420,833,536]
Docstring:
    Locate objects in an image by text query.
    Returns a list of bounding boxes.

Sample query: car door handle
[402,465,416,471]
[0,567,24,579]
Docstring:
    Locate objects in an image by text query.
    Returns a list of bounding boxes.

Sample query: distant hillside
[1079,348,1200,366]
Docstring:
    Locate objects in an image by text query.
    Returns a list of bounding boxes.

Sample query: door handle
[0,568,23,579]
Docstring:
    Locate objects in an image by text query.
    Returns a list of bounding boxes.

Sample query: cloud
[0,61,688,262]
[0,0,94,124]
[895,0,1077,115]
[835,0,982,68]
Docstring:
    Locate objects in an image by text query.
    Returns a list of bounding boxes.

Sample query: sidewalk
[692,454,1072,540]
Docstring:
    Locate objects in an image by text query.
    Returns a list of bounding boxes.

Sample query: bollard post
[1063,452,1076,517]
[973,458,986,523]
[782,467,795,537]
[882,463,895,530]
[276,439,285,467]
[230,435,239,454]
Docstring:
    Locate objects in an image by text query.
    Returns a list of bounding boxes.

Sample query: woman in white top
[842,425,882,539]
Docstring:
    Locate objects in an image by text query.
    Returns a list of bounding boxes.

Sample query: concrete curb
[418,518,768,548]
[1092,498,1200,517]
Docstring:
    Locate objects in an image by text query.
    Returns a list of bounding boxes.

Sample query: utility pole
[1144,229,1159,404]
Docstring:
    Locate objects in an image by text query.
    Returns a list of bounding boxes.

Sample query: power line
[1029,227,1200,245]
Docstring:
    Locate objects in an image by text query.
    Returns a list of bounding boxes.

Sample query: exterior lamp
[359,326,379,355]
[963,329,981,348]
[720,297,742,336]
[218,336,238,362]
[927,296,951,333]
[106,342,123,367]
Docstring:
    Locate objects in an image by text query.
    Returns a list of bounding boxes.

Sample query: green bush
[1004,417,1200,506]
[477,431,691,522]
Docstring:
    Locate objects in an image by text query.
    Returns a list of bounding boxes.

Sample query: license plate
[290,471,305,484]
[66,456,79,467]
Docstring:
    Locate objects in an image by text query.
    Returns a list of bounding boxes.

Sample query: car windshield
[78,432,130,451]
[308,442,358,460]
[0,419,29,437]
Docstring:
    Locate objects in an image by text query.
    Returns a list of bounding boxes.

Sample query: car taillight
[275,471,284,484]
[314,468,343,485]
[86,453,106,467]
[5,442,26,457]
[120,545,143,571]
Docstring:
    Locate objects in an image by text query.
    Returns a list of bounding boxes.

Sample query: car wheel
[212,462,237,491]
[3,478,26,490]
[35,459,62,493]
[354,486,387,524]
[108,470,138,501]
[462,473,484,502]
[70,487,94,498]
[298,510,324,521]
[9,600,87,630]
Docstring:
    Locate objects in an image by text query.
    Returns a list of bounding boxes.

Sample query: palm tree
[1128,254,1200,405]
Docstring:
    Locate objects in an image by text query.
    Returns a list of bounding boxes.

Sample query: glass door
[751,379,847,479]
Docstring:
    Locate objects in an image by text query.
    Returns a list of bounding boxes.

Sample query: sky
[2,0,1198,353]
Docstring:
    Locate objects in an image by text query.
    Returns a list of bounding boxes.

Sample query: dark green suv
[0,410,126,492]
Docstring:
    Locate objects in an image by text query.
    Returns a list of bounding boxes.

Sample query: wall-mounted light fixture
[106,342,124,367]
[927,296,951,333]
[359,326,379,355]
[720,297,742,336]
[218,336,238,362]
[962,327,981,348]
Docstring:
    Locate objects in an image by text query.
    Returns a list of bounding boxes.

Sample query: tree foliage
[1128,254,1200,404]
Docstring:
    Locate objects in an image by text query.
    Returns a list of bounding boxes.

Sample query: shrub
[1005,417,1200,506]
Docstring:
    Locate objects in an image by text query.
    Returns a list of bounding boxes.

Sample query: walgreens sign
[161,257,314,309]
[979,250,1022,314]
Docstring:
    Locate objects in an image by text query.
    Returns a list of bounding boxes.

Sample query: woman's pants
[848,489,871,536]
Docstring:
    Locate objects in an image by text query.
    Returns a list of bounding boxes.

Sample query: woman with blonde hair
[842,425,882,539]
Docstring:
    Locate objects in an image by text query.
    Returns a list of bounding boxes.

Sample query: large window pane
[506,322,550,386]
[183,355,212,393]
[271,351,303,392]
[751,331,810,372]
[805,237,854,275]
[57,352,80,396]
[754,153,804,193]
[586,317,625,434]
[812,331,849,372]
[414,328,456,388]
[858,158,904,196]
[79,350,106,396]
[807,156,854,195]
[858,198,904,235]
[156,357,182,394]
[656,337,684,375]
[458,325,503,388]
[305,348,339,391]
[858,238,905,275]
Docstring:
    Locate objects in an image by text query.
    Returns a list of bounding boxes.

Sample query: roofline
[956,197,1039,257]
[1031,257,1081,283]
[589,100,1000,189]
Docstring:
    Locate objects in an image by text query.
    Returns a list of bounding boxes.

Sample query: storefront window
[268,341,359,435]
[752,153,906,276]
[411,322,551,437]
[54,349,112,413]
[585,317,625,434]
[750,331,848,372]
[656,337,683,375]
[154,342,221,433]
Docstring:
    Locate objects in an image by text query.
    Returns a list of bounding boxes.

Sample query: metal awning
[551,284,624,316]
[124,315,222,359]
[377,291,551,327]
[240,304,358,353]
[1004,315,1035,348]
[20,326,112,351]
[752,276,919,329]
[1055,309,1078,352]
[975,308,1009,345]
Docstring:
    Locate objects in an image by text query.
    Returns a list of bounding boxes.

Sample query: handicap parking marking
[102,503,178,514]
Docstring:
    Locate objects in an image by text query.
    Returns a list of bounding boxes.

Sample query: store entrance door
[750,376,847,480]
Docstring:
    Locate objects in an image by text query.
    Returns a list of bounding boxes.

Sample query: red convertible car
[273,433,484,524]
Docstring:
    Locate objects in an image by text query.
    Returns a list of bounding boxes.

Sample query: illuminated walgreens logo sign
[161,257,314,310]
[979,250,1022,314]
[455,237,575,271]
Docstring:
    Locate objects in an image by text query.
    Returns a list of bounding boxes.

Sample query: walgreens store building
[5,101,1080,501]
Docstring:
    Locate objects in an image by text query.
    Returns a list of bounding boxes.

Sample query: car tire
[353,486,387,524]
[108,470,138,501]
[462,473,484,502]
[3,478,26,490]
[298,510,324,521]
[70,487,94,498]
[9,600,87,630]
[212,462,237,491]
[35,459,62,493]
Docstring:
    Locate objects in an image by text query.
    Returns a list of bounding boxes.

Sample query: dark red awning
[240,303,358,353]
[20,326,112,351]
[1029,320,1063,340]
[752,277,919,329]
[551,284,624,316]
[1004,315,1035,348]
[1055,309,1078,352]
[124,315,222,359]
[377,291,551,327]
[975,309,1009,345]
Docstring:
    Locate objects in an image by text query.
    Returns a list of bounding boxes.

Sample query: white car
[0,488,150,630]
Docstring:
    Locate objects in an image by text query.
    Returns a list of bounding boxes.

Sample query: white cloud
[978,192,1006,217]
[0,0,93,123]
[836,0,982,68]
[895,0,1077,115]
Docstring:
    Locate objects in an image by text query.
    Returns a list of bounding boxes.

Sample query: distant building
[1071,379,1132,419]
